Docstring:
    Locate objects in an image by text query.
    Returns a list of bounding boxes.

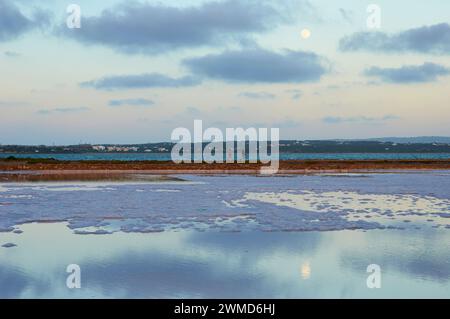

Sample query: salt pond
[0,172,449,298]
[0,223,449,298]
[1,173,449,233]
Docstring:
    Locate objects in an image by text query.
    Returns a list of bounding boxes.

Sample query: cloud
[364,62,450,83]
[0,0,50,42]
[37,107,90,115]
[81,73,201,90]
[183,48,328,83]
[323,115,399,124]
[286,89,302,100]
[339,8,353,24]
[238,92,276,99]
[3,51,20,58]
[108,98,154,107]
[60,0,303,54]
[339,23,450,54]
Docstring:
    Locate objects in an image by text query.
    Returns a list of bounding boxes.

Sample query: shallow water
[1,152,450,161]
[0,172,449,298]
[0,223,449,298]
[1,173,449,233]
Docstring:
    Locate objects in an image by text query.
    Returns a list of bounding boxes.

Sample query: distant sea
[1,152,450,161]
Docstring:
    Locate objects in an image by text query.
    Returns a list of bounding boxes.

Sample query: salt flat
[0,172,449,233]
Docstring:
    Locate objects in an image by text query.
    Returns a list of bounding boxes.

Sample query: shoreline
[1,159,450,181]
[2,159,450,170]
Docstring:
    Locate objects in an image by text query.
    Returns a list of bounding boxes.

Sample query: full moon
[301,29,311,39]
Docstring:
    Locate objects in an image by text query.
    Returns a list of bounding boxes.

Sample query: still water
[0,173,449,298]
[2,152,450,161]
[0,223,449,298]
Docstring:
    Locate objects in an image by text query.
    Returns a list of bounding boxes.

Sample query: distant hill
[359,136,450,144]
[1,137,450,154]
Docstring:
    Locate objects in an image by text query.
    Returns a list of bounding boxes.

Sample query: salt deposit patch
[30,186,116,192]
[243,191,450,228]
[243,191,450,215]
[68,214,260,234]
[0,195,33,199]
[222,199,250,208]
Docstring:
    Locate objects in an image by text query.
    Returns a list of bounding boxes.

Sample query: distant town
[1,138,450,154]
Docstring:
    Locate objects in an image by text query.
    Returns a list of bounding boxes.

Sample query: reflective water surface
[2,152,450,161]
[1,173,449,298]
[1,223,449,298]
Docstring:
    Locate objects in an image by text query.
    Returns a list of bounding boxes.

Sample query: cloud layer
[61,0,294,54]
[238,92,276,99]
[0,0,46,41]
[184,48,328,83]
[323,115,399,124]
[37,107,89,115]
[81,73,201,90]
[3,51,21,57]
[109,98,154,107]
[364,63,450,83]
[339,23,450,55]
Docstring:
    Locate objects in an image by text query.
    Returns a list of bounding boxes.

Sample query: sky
[0,0,449,145]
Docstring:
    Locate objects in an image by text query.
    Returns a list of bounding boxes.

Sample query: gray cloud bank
[364,62,450,83]
[339,23,450,55]
[109,98,154,107]
[37,107,89,115]
[81,73,201,90]
[0,0,50,42]
[238,92,276,99]
[61,0,296,54]
[184,48,328,83]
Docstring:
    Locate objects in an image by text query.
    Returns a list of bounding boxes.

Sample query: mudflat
[1,158,450,181]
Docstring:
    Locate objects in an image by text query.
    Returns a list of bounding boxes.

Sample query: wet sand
[0,172,184,183]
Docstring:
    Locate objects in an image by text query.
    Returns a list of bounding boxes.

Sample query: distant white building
[92,145,106,151]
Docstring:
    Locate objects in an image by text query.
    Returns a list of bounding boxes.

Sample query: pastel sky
[1,0,449,144]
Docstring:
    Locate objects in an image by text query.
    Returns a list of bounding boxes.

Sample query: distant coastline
[2,139,450,155]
